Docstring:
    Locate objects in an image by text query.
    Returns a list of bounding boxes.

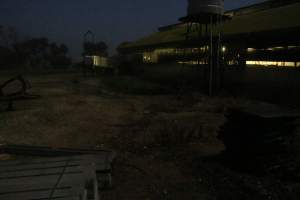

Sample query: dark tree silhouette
[59,44,68,55]
[0,25,20,68]
[48,42,71,66]
[0,25,19,48]
[0,46,13,67]
[83,41,108,56]
[95,42,108,56]
[0,25,71,69]
[13,38,71,68]
[13,37,49,67]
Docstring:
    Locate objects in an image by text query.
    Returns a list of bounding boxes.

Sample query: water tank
[187,0,224,16]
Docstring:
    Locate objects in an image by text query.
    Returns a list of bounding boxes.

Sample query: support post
[209,16,214,96]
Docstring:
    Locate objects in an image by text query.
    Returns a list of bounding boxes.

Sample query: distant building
[118,0,300,68]
[83,31,109,69]
[84,55,108,68]
[117,0,300,105]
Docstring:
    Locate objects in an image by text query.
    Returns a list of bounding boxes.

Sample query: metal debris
[0,75,40,111]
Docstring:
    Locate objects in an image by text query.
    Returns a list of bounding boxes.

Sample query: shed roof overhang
[118,3,300,53]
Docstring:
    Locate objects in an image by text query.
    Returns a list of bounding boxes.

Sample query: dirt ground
[0,72,299,200]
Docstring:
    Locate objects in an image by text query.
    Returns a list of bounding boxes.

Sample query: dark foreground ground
[0,72,299,200]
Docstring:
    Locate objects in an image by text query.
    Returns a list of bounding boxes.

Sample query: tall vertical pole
[209,16,213,96]
[217,14,222,91]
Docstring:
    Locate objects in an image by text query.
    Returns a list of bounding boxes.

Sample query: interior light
[246,61,296,67]
[222,46,226,52]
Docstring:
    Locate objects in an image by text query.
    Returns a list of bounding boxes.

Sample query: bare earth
[0,72,298,200]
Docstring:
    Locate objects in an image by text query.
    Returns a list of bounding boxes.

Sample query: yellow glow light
[222,46,226,53]
[178,61,206,65]
[246,61,296,67]
[247,48,256,52]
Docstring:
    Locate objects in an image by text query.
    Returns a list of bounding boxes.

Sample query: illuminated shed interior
[84,55,108,67]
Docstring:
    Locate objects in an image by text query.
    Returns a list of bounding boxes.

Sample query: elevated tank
[187,0,224,16]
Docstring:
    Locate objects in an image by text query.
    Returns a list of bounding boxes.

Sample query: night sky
[0,0,265,60]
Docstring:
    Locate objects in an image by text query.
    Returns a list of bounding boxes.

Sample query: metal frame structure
[84,30,95,44]
[179,13,226,96]
[83,30,97,76]
[0,75,40,111]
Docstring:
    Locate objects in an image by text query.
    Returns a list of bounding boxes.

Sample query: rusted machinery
[0,75,40,111]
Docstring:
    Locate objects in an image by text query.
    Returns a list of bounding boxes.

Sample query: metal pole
[217,15,221,92]
[209,16,213,96]
[178,22,192,95]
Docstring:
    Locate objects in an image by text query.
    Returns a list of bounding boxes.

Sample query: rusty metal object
[0,75,40,111]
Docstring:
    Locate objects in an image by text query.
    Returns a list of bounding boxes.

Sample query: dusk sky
[0,0,266,60]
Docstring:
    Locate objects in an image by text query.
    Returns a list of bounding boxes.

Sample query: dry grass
[0,72,263,200]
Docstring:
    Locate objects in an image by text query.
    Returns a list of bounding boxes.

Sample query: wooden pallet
[0,155,102,200]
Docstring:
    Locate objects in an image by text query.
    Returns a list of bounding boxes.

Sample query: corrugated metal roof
[119,2,300,51]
